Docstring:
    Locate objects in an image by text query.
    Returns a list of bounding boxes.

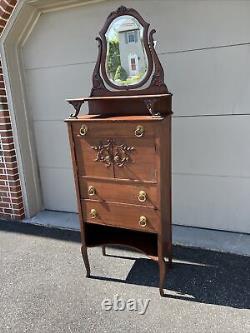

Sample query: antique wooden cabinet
[65,6,173,296]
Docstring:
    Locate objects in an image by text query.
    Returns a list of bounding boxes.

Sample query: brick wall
[0,0,25,220]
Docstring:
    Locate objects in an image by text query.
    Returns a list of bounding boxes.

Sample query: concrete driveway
[0,220,249,333]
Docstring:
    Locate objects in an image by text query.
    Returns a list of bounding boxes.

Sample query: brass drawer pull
[135,125,144,138]
[80,124,88,136]
[139,216,147,227]
[88,186,96,196]
[90,208,97,219]
[138,190,147,203]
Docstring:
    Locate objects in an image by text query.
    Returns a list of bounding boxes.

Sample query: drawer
[81,200,160,233]
[80,178,159,208]
[72,121,156,138]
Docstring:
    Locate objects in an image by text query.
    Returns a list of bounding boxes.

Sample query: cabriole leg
[102,246,106,256]
[81,244,90,277]
[158,256,166,297]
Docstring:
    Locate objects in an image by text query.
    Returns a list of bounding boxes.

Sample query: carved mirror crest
[91,5,169,96]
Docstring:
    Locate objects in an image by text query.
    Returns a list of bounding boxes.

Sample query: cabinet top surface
[65,115,168,122]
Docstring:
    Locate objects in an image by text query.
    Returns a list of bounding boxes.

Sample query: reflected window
[131,58,136,70]
[128,31,136,43]
[105,15,148,86]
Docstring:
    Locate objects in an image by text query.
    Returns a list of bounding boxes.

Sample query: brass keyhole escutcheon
[88,186,96,196]
[139,216,147,227]
[79,124,88,136]
[90,209,97,219]
[135,125,144,138]
[138,191,147,203]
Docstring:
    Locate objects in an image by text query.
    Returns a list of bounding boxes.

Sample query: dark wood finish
[81,199,160,233]
[79,178,159,208]
[65,7,172,296]
[66,115,172,295]
[67,94,172,118]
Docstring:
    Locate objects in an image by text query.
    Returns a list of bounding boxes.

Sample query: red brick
[0,202,10,208]
[0,9,10,20]
[0,129,13,137]
[0,122,11,130]
[0,136,14,144]
[0,18,6,28]
[3,155,16,163]
[0,173,19,181]
[2,143,15,150]
[6,0,17,7]
[0,150,16,158]
[1,196,22,204]
[0,96,7,103]
[0,162,17,169]
[11,202,23,209]
[1,166,18,175]
[0,103,8,111]
[0,116,11,124]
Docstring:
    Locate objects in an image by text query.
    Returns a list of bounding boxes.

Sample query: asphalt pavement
[0,220,249,333]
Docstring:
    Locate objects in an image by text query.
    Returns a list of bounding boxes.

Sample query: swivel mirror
[105,15,148,87]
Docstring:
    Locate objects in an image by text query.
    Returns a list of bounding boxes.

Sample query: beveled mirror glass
[105,15,148,86]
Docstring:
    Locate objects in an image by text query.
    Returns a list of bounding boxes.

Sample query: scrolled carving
[113,143,135,167]
[91,139,135,167]
[108,5,129,18]
[92,37,106,91]
[68,100,84,118]
[91,139,113,167]
[149,29,169,91]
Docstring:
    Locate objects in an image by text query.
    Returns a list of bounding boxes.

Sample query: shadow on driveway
[1,219,249,310]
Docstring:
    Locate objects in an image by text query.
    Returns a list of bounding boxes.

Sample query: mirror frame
[90,6,169,97]
[100,6,153,90]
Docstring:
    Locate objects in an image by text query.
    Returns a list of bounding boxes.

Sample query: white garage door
[21,0,250,233]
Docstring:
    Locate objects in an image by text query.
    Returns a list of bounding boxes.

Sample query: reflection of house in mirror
[117,20,146,78]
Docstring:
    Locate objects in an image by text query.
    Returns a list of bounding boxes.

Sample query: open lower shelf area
[85,223,158,259]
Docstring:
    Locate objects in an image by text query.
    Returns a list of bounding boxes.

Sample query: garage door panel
[39,167,77,212]
[24,63,93,122]
[173,116,250,178]
[164,45,250,116]
[33,121,72,169]
[173,174,250,233]
[22,5,103,69]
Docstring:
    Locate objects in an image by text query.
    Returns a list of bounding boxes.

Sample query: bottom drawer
[81,200,160,233]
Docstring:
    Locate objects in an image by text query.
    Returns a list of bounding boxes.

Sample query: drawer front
[79,179,159,208]
[81,200,160,233]
[72,121,155,138]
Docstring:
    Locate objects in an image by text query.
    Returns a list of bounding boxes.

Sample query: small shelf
[66,93,171,104]
[85,223,158,259]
